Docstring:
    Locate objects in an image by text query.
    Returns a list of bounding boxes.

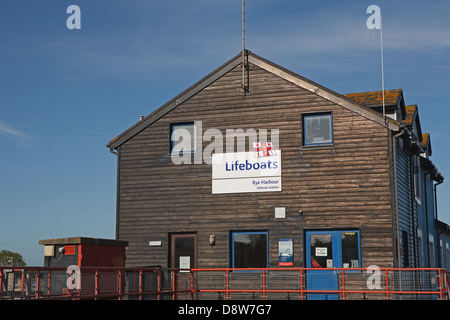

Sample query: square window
[303,113,333,146]
[171,122,196,153]
[231,231,268,268]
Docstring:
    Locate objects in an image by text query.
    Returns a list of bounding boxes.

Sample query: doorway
[169,233,197,270]
[305,230,360,299]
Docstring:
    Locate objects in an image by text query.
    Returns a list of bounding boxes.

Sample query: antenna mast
[380,14,386,124]
[242,0,248,94]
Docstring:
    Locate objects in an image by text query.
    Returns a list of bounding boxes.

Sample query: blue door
[305,230,360,300]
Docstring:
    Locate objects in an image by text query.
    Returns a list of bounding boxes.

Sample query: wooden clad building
[107,51,445,270]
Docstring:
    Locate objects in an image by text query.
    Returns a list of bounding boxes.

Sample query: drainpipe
[434,179,443,267]
[107,146,120,239]
[392,128,406,267]
[410,156,418,267]
[424,170,431,267]
[407,130,422,268]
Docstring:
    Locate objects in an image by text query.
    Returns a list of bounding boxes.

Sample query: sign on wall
[278,238,293,266]
[212,143,281,194]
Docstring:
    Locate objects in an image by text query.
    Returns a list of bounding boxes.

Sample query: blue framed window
[303,113,333,146]
[170,122,196,153]
[231,231,268,268]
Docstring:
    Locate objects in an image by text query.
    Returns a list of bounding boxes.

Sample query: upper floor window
[303,113,333,146]
[170,122,197,153]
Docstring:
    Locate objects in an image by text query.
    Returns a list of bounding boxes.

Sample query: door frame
[305,229,361,300]
[169,232,197,270]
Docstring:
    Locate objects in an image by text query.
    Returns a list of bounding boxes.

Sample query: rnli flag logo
[253,142,276,158]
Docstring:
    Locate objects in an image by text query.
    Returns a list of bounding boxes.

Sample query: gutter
[410,152,418,267]
[423,169,431,267]
[392,127,406,267]
[421,157,443,267]
[434,179,444,267]
[109,147,118,155]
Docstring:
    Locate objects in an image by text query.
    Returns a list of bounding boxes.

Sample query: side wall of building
[394,138,419,267]
[416,160,438,268]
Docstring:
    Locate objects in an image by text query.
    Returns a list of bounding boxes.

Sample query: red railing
[189,267,450,300]
[0,266,190,300]
[1,266,448,300]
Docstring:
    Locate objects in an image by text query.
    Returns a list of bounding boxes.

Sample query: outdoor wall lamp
[209,235,216,246]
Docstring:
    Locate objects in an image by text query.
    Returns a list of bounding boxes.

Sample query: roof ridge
[107,50,399,151]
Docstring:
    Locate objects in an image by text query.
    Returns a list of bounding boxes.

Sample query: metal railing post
[341,268,346,300]
[157,269,162,300]
[190,270,195,300]
[47,270,51,297]
[0,269,3,300]
[138,269,143,300]
[172,270,177,300]
[35,270,40,299]
[300,269,304,300]
[118,269,123,300]
[95,269,99,300]
[262,269,266,300]
[226,269,230,300]
[21,270,25,297]
[385,269,390,300]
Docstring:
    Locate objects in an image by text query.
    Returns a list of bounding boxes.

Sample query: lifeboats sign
[212,143,281,194]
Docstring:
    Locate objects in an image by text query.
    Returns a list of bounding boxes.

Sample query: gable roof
[107,50,399,151]
[403,105,417,126]
[420,133,432,155]
[402,104,423,142]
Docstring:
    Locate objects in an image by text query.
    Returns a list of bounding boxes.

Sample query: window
[402,231,409,267]
[171,122,197,153]
[303,113,332,146]
[417,229,424,267]
[446,243,450,271]
[310,233,332,268]
[231,231,268,268]
[306,230,360,269]
[341,232,360,268]
[429,235,435,268]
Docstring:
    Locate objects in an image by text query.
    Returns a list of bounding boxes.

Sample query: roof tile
[343,89,403,106]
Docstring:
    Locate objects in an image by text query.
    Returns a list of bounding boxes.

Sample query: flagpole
[242,0,246,93]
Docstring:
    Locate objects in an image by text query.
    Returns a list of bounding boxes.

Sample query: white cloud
[0,120,31,145]
[250,20,450,56]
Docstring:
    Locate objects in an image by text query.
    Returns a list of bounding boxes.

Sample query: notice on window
[179,256,190,270]
[278,239,293,266]
[315,247,328,257]
[326,259,333,268]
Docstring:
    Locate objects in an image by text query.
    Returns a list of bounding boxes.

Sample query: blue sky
[1,0,449,266]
